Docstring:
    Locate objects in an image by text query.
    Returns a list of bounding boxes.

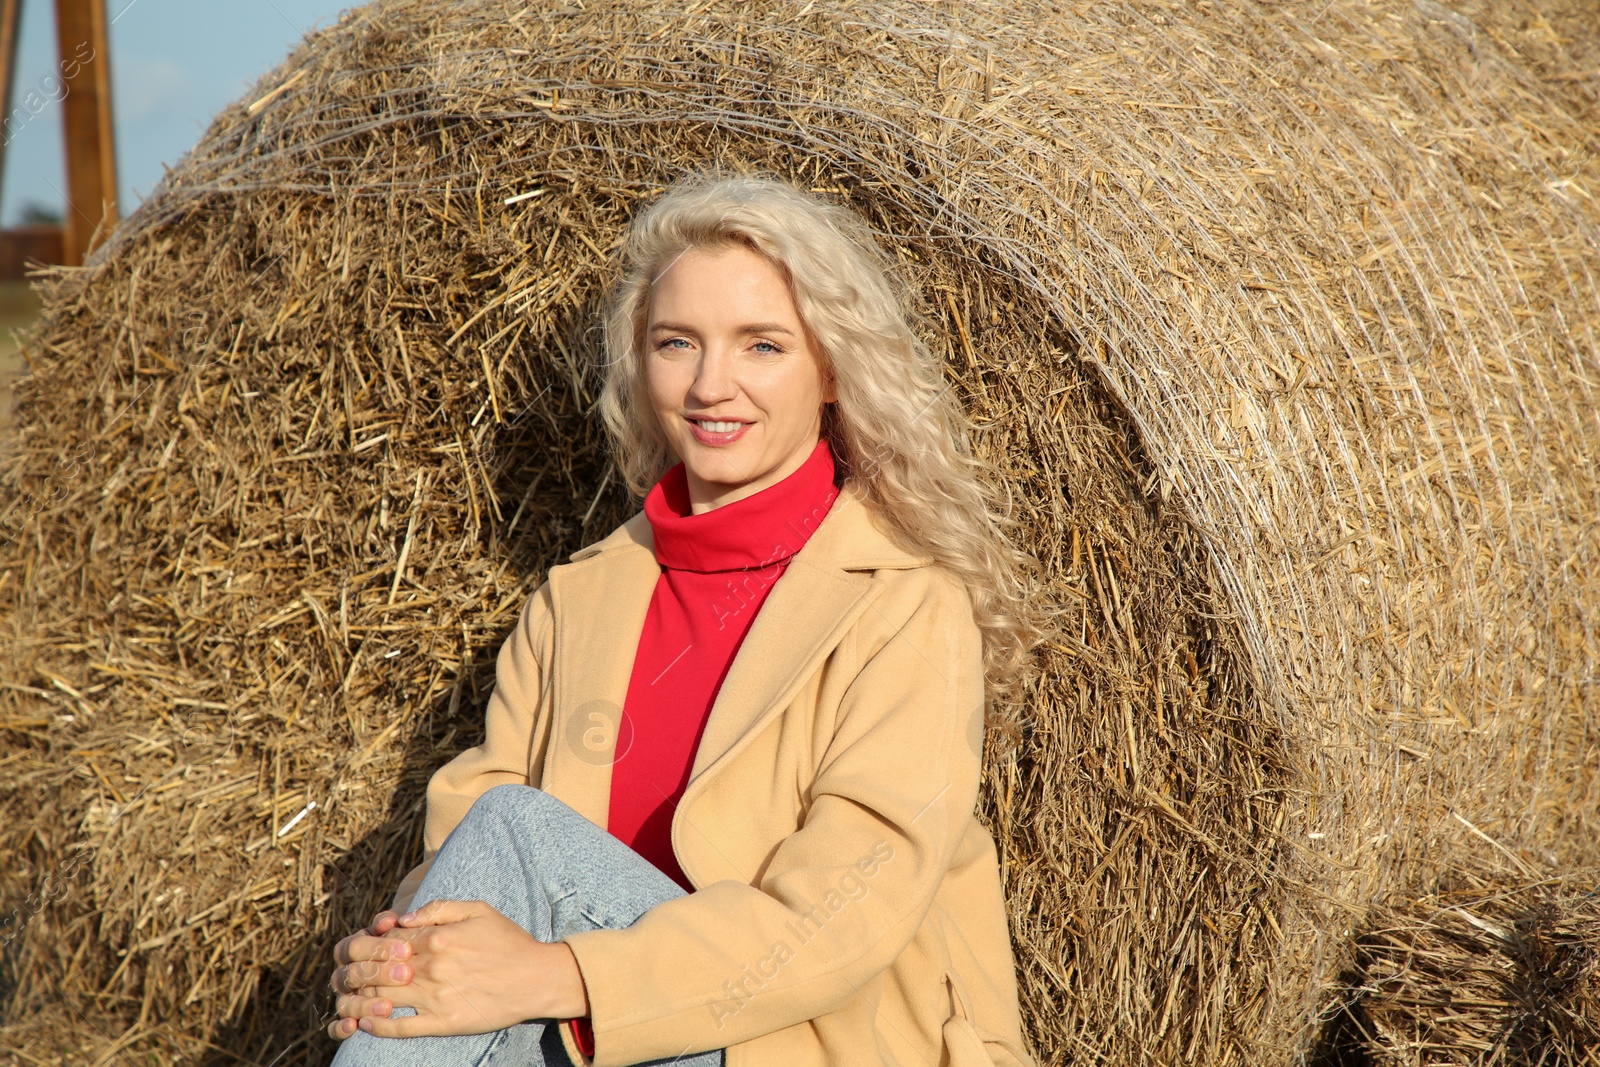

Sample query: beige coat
[392,483,1034,1067]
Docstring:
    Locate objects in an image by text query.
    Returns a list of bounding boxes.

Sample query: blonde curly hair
[597,173,1050,719]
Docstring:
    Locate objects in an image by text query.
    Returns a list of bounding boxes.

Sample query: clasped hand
[327,899,589,1040]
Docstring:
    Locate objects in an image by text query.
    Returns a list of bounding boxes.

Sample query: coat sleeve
[563,566,986,1066]
[390,581,556,914]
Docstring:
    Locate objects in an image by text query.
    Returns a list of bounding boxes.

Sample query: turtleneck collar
[644,438,841,574]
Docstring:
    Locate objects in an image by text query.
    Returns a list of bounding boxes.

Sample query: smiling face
[643,243,836,514]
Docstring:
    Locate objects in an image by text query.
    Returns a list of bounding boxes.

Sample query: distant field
[1,280,43,440]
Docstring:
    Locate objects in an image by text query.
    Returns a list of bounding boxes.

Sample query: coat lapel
[686,554,872,782]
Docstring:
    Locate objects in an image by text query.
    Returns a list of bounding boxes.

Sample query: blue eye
[753,341,783,354]
[657,338,691,351]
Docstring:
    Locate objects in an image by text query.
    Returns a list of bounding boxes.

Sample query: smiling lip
[686,417,751,447]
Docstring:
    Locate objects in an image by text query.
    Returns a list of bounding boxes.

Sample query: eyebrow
[649,321,796,336]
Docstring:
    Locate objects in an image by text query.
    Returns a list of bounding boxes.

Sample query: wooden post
[54,0,116,265]
[0,0,22,199]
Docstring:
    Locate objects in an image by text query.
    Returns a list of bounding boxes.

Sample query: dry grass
[1316,857,1600,1066]
[0,1,1596,1064]
[0,281,43,443]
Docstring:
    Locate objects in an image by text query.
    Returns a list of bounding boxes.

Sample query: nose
[688,346,737,406]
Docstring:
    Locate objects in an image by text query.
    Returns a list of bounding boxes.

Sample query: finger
[335,991,396,1020]
[397,898,484,927]
[336,931,400,967]
[375,961,413,985]
[340,958,414,991]
[327,1016,360,1041]
[380,925,427,946]
[366,910,400,935]
[341,932,414,971]
[375,928,432,958]
[337,960,381,992]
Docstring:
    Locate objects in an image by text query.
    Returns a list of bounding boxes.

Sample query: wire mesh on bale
[1,0,1597,1064]
[1415,0,1600,131]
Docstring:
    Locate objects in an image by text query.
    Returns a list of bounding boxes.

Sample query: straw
[1,1,1596,1063]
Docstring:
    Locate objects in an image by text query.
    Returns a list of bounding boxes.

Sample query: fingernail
[400,912,417,923]
[359,1018,373,1033]
[390,964,406,981]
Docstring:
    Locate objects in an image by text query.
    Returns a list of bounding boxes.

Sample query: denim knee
[468,783,573,830]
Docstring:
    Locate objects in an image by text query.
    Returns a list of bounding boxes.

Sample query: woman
[326,174,1047,1066]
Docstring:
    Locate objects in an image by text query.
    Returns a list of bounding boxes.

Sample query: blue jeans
[331,785,726,1066]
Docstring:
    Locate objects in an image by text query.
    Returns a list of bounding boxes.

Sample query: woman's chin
[678,442,748,474]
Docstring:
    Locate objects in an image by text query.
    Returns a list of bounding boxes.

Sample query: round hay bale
[1434,0,1600,130]
[1319,859,1600,1065]
[2,0,1596,1063]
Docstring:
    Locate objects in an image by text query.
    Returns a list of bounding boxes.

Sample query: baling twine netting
[1,1,1597,1064]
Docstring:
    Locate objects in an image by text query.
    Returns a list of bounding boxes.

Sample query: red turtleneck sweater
[611,436,840,886]
[570,437,840,1058]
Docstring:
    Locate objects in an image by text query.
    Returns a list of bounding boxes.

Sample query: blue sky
[3,0,352,226]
